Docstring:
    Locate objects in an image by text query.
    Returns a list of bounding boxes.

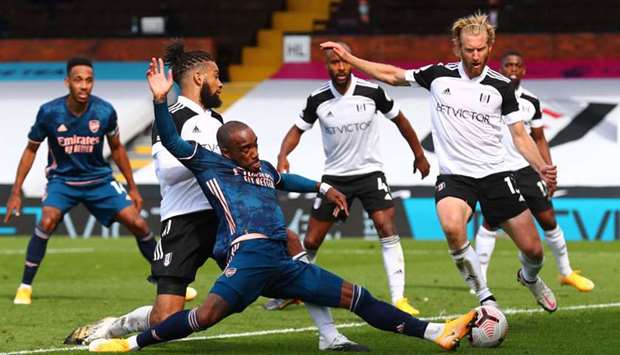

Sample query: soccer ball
[468,305,508,347]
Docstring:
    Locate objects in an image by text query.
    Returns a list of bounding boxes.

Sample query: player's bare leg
[65,287,193,344]
[14,206,62,305]
[437,197,495,305]
[115,206,157,263]
[90,293,231,352]
[501,210,557,312]
[303,217,336,262]
[370,207,419,315]
[532,209,594,291]
[117,206,198,299]
[337,281,473,351]
[151,295,186,325]
[476,207,593,292]
[91,280,474,353]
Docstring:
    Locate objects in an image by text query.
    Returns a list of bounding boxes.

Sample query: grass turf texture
[1,237,619,354]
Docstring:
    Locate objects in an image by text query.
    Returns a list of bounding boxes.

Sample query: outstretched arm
[147,57,195,158]
[320,41,409,86]
[278,173,349,217]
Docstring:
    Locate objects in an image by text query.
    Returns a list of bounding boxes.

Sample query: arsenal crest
[224,267,237,278]
[88,120,100,133]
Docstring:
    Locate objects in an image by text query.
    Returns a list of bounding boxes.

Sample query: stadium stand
[0,0,285,81]
[321,0,620,34]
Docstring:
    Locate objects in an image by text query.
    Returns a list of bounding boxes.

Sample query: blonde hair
[451,12,495,50]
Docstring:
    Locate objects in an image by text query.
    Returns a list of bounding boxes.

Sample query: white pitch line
[3,301,619,355]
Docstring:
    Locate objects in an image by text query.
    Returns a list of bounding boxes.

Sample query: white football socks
[451,242,493,302]
[423,322,445,342]
[380,235,406,304]
[127,335,139,350]
[111,305,153,337]
[305,303,340,342]
[544,225,573,276]
[518,252,543,283]
[474,225,497,283]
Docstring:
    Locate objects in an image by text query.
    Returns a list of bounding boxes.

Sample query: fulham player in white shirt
[321,13,559,313]
[275,42,429,316]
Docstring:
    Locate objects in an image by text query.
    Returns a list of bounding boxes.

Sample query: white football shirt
[152,96,223,221]
[295,74,400,176]
[405,62,522,178]
[503,86,544,171]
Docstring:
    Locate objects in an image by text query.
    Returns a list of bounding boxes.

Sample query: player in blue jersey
[66,43,365,352]
[87,58,476,352]
[4,57,156,305]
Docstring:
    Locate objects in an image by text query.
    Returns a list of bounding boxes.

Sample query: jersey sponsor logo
[355,103,368,112]
[57,124,68,132]
[56,135,100,154]
[232,168,276,189]
[479,93,491,104]
[435,103,493,125]
[323,120,373,135]
[88,120,100,133]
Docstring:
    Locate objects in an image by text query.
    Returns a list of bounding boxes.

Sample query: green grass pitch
[1,237,619,354]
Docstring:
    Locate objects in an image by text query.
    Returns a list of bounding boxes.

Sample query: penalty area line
[4,301,620,355]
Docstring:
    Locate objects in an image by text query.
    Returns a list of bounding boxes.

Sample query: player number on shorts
[504,176,520,195]
[110,181,127,195]
[377,178,389,192]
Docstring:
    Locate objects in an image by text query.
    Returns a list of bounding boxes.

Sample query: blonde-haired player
[320,13,559,312]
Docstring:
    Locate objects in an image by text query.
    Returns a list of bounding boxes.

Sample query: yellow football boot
[394,297,420,316]
[13,286,32,305]
[433,310,476,351]
[560,270,595,292]
[89,338,133,352]
[185,286,198,301]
